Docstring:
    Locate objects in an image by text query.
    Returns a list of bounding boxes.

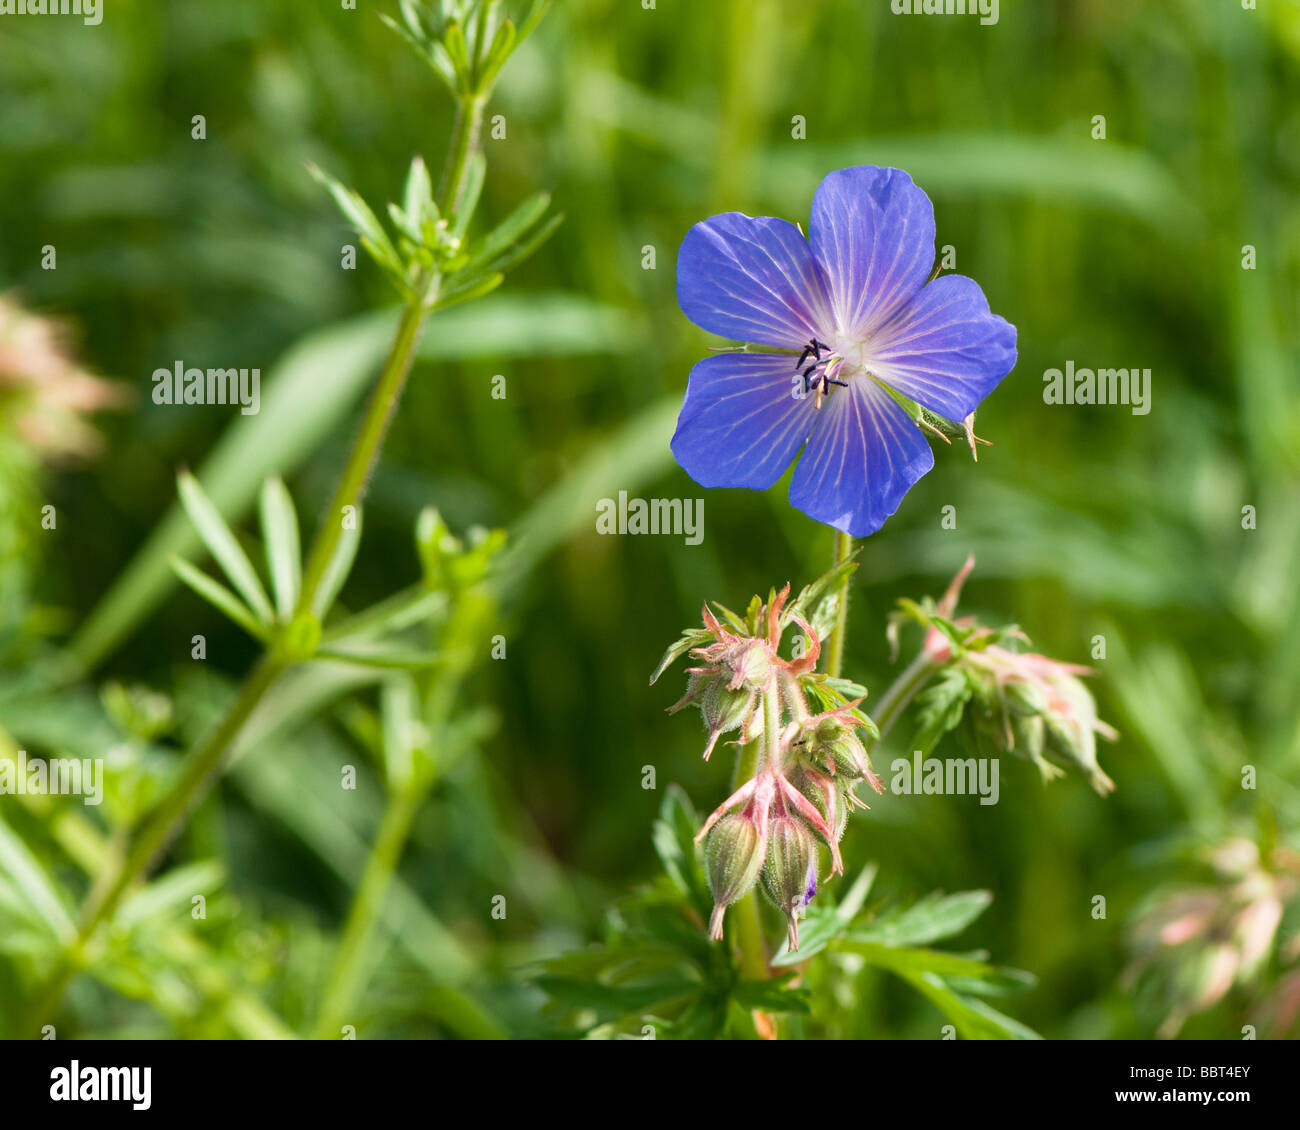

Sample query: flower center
[795,338,851,405]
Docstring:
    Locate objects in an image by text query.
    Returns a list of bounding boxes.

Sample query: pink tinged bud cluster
[0,293,126,461]
[670,584,881,948]
[1125,838,1300,1038]
[918,554,1119,794]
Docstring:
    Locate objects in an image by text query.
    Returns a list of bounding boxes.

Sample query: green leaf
[177,470,275,625]
[461,190,550,271]
[316,646,442,670]
[450,153,486,239]
[648,628,711,686]
[466,211,564,282]
[169,556,268,641]
[310,509,363,620]
[845,889,993,948]
[306,162,400,268]
[433,269,504,311]
[71,295,644,672]
[403,155,435,229]
[380,675,420,792]
[911,668,976,754]
[258,477,301,621]
[784,549,861,630]
[321,586,448,646]
[115,860,225,931]
[651,785,711,919]
[0,813,77,944]
[893,969,1042,1040]
[732,976,811,1014]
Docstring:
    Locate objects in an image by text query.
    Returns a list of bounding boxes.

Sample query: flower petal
[809,166,936,338]
[788,380,933,536]
[671,352,820,489]
[867,274,1017,422]
[677,213,834,348]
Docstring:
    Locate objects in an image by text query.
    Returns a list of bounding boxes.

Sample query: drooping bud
[704,812,764,940]
[1002,676,1048,717]
[725,640,772,691]
[699,678,756,760]
[788,765,848,843]
[807,717,871,780]
[760,815,818,951]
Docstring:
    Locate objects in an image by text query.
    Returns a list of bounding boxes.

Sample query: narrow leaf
[177,470,274,624]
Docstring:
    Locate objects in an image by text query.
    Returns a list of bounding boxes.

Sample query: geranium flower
[671,166,1017,536]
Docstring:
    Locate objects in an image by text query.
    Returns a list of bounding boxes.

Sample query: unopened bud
[705,813,763,940]
[1003,677,1048,717]
[699,678,755,759]
[822,731,870,779]
[788,766,848,842]
[760,816,817,950]
[727,642,772,690]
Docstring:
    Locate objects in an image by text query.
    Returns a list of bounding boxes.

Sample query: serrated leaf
[845,889,992,948]
[649,628,711,685]
[651,785,710,918]
[732,976,811,1014]
[785,551,860,629]
[911,668,975,753]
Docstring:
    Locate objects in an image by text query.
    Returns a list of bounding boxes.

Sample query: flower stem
[873,649,936,740]
[825,529,854,679]
[731,728,769,986]
[312,783,420,1039]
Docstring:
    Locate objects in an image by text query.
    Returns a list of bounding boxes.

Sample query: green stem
[21,654,288,1036]
[873,649,936,740]
[296,294,433,614]
[26,92,491,1033]
[731,734,768,984]
[312,784,420,1038]
[438,96,485,216]
[825,530,854,680]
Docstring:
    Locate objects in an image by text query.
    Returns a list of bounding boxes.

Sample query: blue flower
[671,166,1017,537]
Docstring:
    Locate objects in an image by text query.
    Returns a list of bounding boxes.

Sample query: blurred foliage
[1,0,1298,1038]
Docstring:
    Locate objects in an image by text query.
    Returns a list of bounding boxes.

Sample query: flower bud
[704,812,763,940]
[699,678,755,759]
[1002,676,1048,717]
[820,730,870,779]
[788,765,848,842]
[760,815,817,950]
[726,641,772,690]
